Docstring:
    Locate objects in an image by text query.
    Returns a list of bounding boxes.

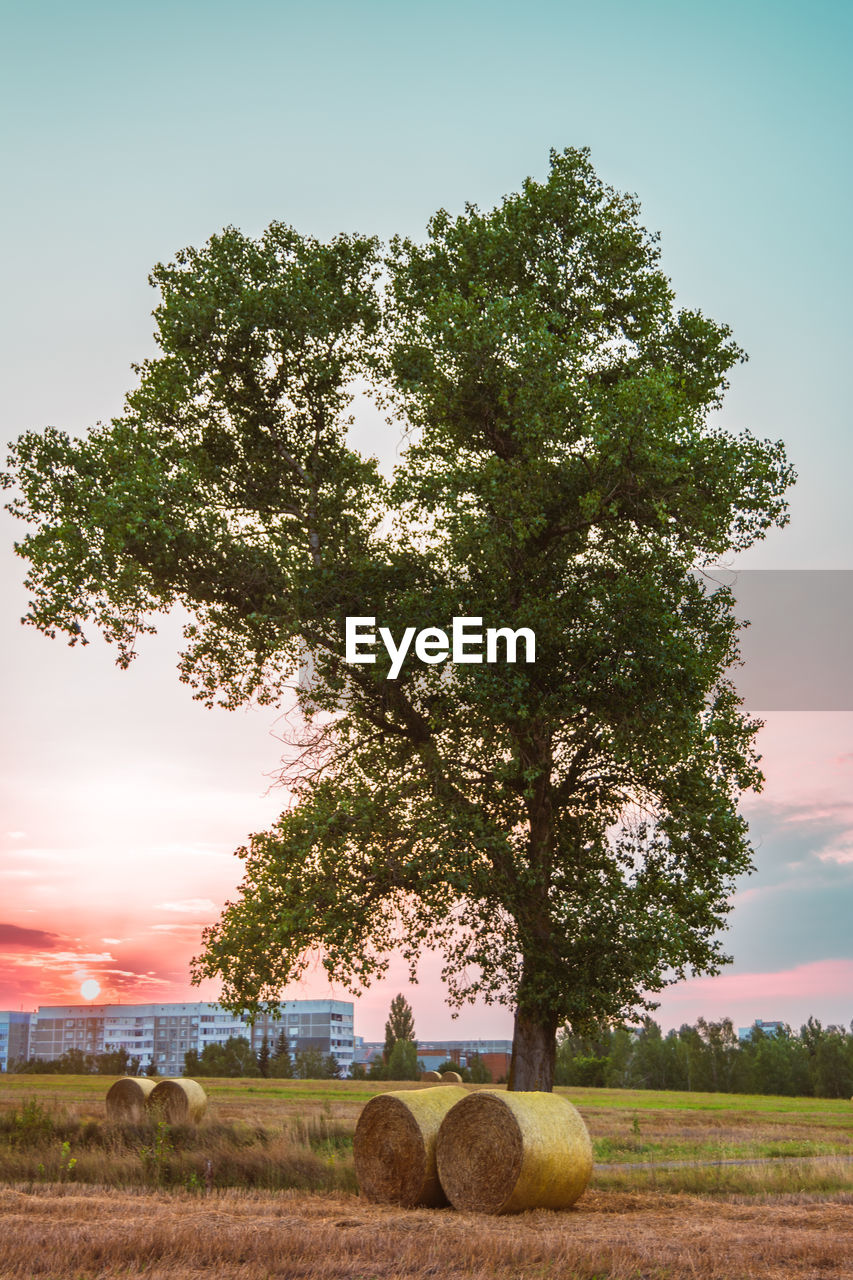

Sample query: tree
[467,1053,492,1084]
[694,1016,738,1093]
[322,1052,343,1079]
[183,1049,202,1077]
[383,994,416,1064]
[628,1019,668,1091]
[94,1047,142,1076]
[4,148,794,1091]
[268,1031,294,1078]
[257,1035,271,1078]
[293,1047,326,1079]
[188,1035,260,1078]
[434,1058,471,1082]
[385,1038,419,1080]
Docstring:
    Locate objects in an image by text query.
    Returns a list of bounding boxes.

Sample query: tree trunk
[507,1007,559,1091]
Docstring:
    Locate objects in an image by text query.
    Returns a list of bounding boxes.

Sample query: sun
[80,978,101,1001]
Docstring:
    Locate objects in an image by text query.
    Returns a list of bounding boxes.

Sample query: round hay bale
[146,1078,207,1124]
[105,1076,156,1122]
[441,1070,463,1083]
[420,1070,442,1082]
[354,1085,468,1207]
[436,1089,593,1213]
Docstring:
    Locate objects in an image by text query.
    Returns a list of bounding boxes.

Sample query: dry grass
[2,1077,852,1277]
[1,1184,852,1279]
[0,1097,356,1193]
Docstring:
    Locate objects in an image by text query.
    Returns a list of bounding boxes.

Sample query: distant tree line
[10,1048,147,1076]
[556,1016,853,1098]
[16,1013,849,1096]
[184,1033,343,1080]
[7,1036,344,1080]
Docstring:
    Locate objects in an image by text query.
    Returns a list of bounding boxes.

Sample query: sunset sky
[1,0,851,1041]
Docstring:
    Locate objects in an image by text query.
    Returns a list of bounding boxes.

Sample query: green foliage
[4,1097,55,1146]
[385,1039,419,1080]
[434,1058,471,1082]
[138,1120,173,1186]
[185,1036,260,1078]
[554,1016,853,1097]
[58,1139,77,1181]
[293,1048,328,1080]
[383,994,416,1063]
[268,1032,293,1079]
[4,148,795,1087]
[183,1049,202,1077]
[15,1047,142,1076]
[467,1053,492,1084]
[322,1053,343,1080]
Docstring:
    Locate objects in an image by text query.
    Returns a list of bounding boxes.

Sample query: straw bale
[354,1085,468,1207]
[441,1070,463,1083]
[146,1077,207,1123]
[436,1089,593,1213]
[420,1070,441,1081]
[105,1077,156,1122]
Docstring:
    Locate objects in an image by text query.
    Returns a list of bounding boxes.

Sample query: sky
[1,0,851,1041]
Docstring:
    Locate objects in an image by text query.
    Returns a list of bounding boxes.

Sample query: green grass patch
[593,1135,845,1163]
[557,1084,853,1116]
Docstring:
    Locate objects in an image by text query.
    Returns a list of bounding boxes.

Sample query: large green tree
[4,149,794,1090]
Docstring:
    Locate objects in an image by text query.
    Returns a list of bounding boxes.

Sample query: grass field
[1,1075,851,1278]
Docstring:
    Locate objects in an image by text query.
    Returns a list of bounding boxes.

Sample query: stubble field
[1,1076,851,1279]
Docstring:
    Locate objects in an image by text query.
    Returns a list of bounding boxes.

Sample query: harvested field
[1,1076,852,1276]
[1,1183,852,1279]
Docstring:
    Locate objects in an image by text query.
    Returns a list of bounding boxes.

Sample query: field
[1,1076,851,1279]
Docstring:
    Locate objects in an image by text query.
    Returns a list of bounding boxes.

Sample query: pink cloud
[652,959,853,1031]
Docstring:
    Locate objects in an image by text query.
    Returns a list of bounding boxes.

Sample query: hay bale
[354,1085,468,1207]
[420,1070,442,1082]
[441,1070,463,1083]
[105,1076,156,1121]
[146,1078,207,1124]
[436,1089,593,1213]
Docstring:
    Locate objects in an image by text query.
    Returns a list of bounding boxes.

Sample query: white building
[737,1019,785,1042]
[26,999,354,1076]
[0,1012,32,1071]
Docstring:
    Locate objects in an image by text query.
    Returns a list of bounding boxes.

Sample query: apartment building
[0,1012,31,1072]
[24,999,354,1076]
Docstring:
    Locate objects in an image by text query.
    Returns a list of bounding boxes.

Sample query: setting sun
[80,979,101,1001]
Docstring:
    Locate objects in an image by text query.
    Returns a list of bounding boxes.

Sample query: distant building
[417,1040,512,1080]
[25,1000,354,1075]
[737,1019,785,1042]
[354,1037,512,1080]
[0,1012,31,1071]
[352,1035,381,1069]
